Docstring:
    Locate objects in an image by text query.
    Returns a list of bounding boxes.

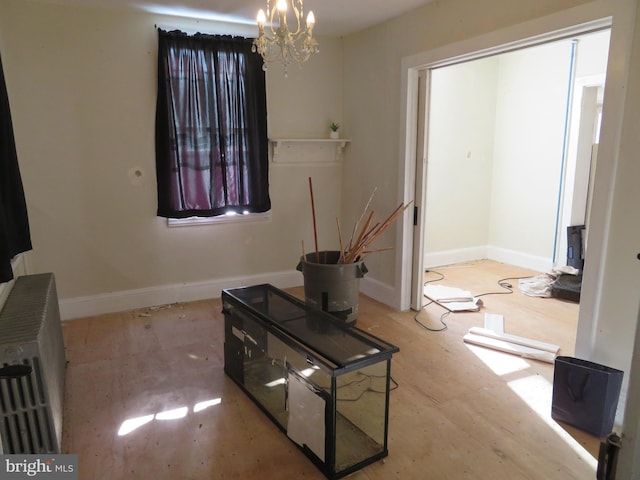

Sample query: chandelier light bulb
[306,11,315,28]
[276,0,287,12]
[257,9,266,27]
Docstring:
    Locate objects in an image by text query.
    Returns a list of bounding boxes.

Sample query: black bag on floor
[551,356,623,438]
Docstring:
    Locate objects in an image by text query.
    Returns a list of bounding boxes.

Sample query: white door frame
[557,76,605,268]
[409,70,429,309]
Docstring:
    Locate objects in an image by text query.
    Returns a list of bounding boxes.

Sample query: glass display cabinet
[222,284,399,479]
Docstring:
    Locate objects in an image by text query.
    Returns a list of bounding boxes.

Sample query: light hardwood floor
[62,259,599,479]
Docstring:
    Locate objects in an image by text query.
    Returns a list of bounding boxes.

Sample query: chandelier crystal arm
[290,0,302,35]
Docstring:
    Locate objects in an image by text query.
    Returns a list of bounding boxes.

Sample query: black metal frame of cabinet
[222,284,399,480]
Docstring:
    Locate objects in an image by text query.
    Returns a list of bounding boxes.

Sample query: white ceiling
[34,0,434,37]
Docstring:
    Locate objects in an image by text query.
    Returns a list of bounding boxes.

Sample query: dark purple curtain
[0,52,32,283]
[155,29,270,218]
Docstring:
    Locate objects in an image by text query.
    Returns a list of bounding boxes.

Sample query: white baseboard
[361,276,397,309]
[424,246,488,268]
[57,247,552,320]
[59,268,403,321]
[485,246,553,273]
[60,270,303,321]
[424,245,552,274]
[59,246,552,321]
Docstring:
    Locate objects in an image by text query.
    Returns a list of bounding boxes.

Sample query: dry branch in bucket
[339,200,412,263]
[307,177,412,264]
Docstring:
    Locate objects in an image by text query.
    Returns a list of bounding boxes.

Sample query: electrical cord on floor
[414,307,451,332]
[424,269,445,283]
[367,373,399,392]
[474,275,535,298]
[390,375,398,391]
[334,373,399,402]
[414,298,451,332]
[313,372,399,402]
[415,270,533,332]
[415,271,451,332]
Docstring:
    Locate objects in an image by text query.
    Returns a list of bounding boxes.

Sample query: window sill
[167,211,271,227]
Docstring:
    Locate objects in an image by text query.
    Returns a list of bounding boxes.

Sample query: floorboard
[61,259,598,479]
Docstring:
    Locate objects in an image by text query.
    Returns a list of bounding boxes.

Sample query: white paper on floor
[423,284,481,312]
[462,313,560,364]
[483,313,505,334]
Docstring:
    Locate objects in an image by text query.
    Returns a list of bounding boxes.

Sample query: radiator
[0,273,66,454]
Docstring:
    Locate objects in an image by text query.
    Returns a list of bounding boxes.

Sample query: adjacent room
[414,29,610,339]
[1,0,639,478]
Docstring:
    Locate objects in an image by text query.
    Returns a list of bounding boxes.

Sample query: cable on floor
[415,270,450,332]
[424,269,445,284]
[474,275,536,298]
[414,299,451,332]
[416,270,535,332]
[335,373,400,402]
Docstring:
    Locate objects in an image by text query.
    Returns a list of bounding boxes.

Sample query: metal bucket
[296,250,367,325]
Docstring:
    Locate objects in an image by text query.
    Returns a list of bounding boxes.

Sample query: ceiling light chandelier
[252,0,319,75]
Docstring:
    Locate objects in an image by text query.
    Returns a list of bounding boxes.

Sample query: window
[155,29,270,219]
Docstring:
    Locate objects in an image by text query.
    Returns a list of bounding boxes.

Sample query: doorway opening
[415,29,609,320]
[400,21,612,319]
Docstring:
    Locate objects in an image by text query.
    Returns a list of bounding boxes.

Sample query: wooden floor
[62,259,599,479]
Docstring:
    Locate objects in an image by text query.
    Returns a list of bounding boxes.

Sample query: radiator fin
[0,273,66,454]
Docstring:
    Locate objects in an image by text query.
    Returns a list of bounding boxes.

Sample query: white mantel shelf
[269,138,351,164]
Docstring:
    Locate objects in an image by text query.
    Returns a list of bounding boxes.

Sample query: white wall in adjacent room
[424,58,498,259]
[423,32,609,272]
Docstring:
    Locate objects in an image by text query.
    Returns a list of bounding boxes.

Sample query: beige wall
[342,0,640,473]
[489,41,573,262]
[0,0,344,315]
[424,58,498,259]
[341,0,596,288]
[2,0,640,473]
